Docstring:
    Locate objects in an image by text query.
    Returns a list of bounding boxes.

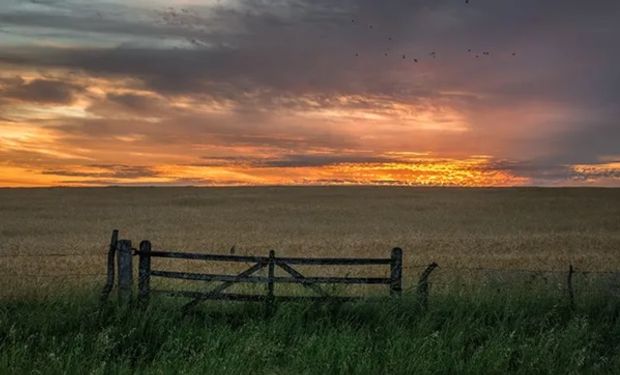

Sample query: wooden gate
[101,230,403,311]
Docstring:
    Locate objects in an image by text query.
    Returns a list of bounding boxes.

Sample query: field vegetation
[1,187,619,373]
[1,187,619,294]
[2,290,620,374]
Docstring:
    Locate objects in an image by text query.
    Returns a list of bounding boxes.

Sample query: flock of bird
[350,2,517,64]
[154,2,518,62]
[352,28,517,62]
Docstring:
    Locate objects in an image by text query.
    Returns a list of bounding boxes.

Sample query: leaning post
[390,247,403,296]
[100,229,119,305]
[417,262,439,310]
[138,240,152,305]
[117,239,133,305]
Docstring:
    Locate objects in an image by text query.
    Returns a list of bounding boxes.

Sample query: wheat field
[2,187,620,373]
[1,186,619,296]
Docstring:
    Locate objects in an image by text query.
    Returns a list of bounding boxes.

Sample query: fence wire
[2,253,619,301]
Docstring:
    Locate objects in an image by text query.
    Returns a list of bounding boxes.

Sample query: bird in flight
[347,12,519,65]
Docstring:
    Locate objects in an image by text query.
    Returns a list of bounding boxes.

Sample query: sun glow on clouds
[0,158,528,187]
[1,0,620,187]
[299,96,468,132]
[0,68,618,187]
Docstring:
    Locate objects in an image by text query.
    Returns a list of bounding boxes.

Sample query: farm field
[1,186,619,296]
[1,187,620,373]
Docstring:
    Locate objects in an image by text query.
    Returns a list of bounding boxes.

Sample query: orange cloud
[1,67,618,187]
[1,156,529,187]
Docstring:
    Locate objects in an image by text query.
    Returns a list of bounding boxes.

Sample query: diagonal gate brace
[183,261,267,311]
[276,261,330,298]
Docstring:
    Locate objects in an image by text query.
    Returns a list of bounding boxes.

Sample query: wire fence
[2,256,618,274]
[0,253,107,257]
[2,259,618,295]
[1,273,106,278]
[2,249,619,305]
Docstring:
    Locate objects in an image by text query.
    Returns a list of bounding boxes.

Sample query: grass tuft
[1,289,618,374]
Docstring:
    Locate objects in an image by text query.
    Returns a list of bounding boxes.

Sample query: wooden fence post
[100,229,118,305]
[117,239,133,305]
[139,240,152,305]
[417,262,438,310]
[390,247,403,296]
[266,250,276,316]
[567,264,575,309]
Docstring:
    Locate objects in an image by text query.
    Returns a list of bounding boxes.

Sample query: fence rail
[150,270,392,285]
[99,230,403,312]
[146,250,393,265]
[95,230,619,311]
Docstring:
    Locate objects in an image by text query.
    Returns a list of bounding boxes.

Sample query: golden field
[1,186,619,297]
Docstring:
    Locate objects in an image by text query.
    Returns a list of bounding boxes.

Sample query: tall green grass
[1,290,619,374]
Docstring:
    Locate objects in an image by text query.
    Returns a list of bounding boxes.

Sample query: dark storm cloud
[106,93,157,110]
[59,177,246,186]
[480,159,576,183]
[45,112,360,152]
[84,92,170,117]
[572,166,620,180]
[198,153,399,168]
[0,77,81,104]
[3,0,619,100]
[42,164,158,179]
[258,154,397,167]
[483,158,620,185]
[546,118,620,165]
[0,12,160,37]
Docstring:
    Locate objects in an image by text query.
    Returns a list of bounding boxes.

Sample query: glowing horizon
[1,0,619,187]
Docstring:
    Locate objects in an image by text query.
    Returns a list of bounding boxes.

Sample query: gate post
[139,240,152,305]
[266,250,276,316]
[117,239,133,305]
[417,262,438,310]
[100,229,118,305]
[567,264,575,310]
[390,247,403,296]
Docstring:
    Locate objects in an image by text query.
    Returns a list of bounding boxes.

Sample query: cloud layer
[0,0,619,186]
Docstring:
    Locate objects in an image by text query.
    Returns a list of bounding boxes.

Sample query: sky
[0,0,619,187]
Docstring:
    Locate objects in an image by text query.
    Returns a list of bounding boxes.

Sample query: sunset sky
[1,0,619,187]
